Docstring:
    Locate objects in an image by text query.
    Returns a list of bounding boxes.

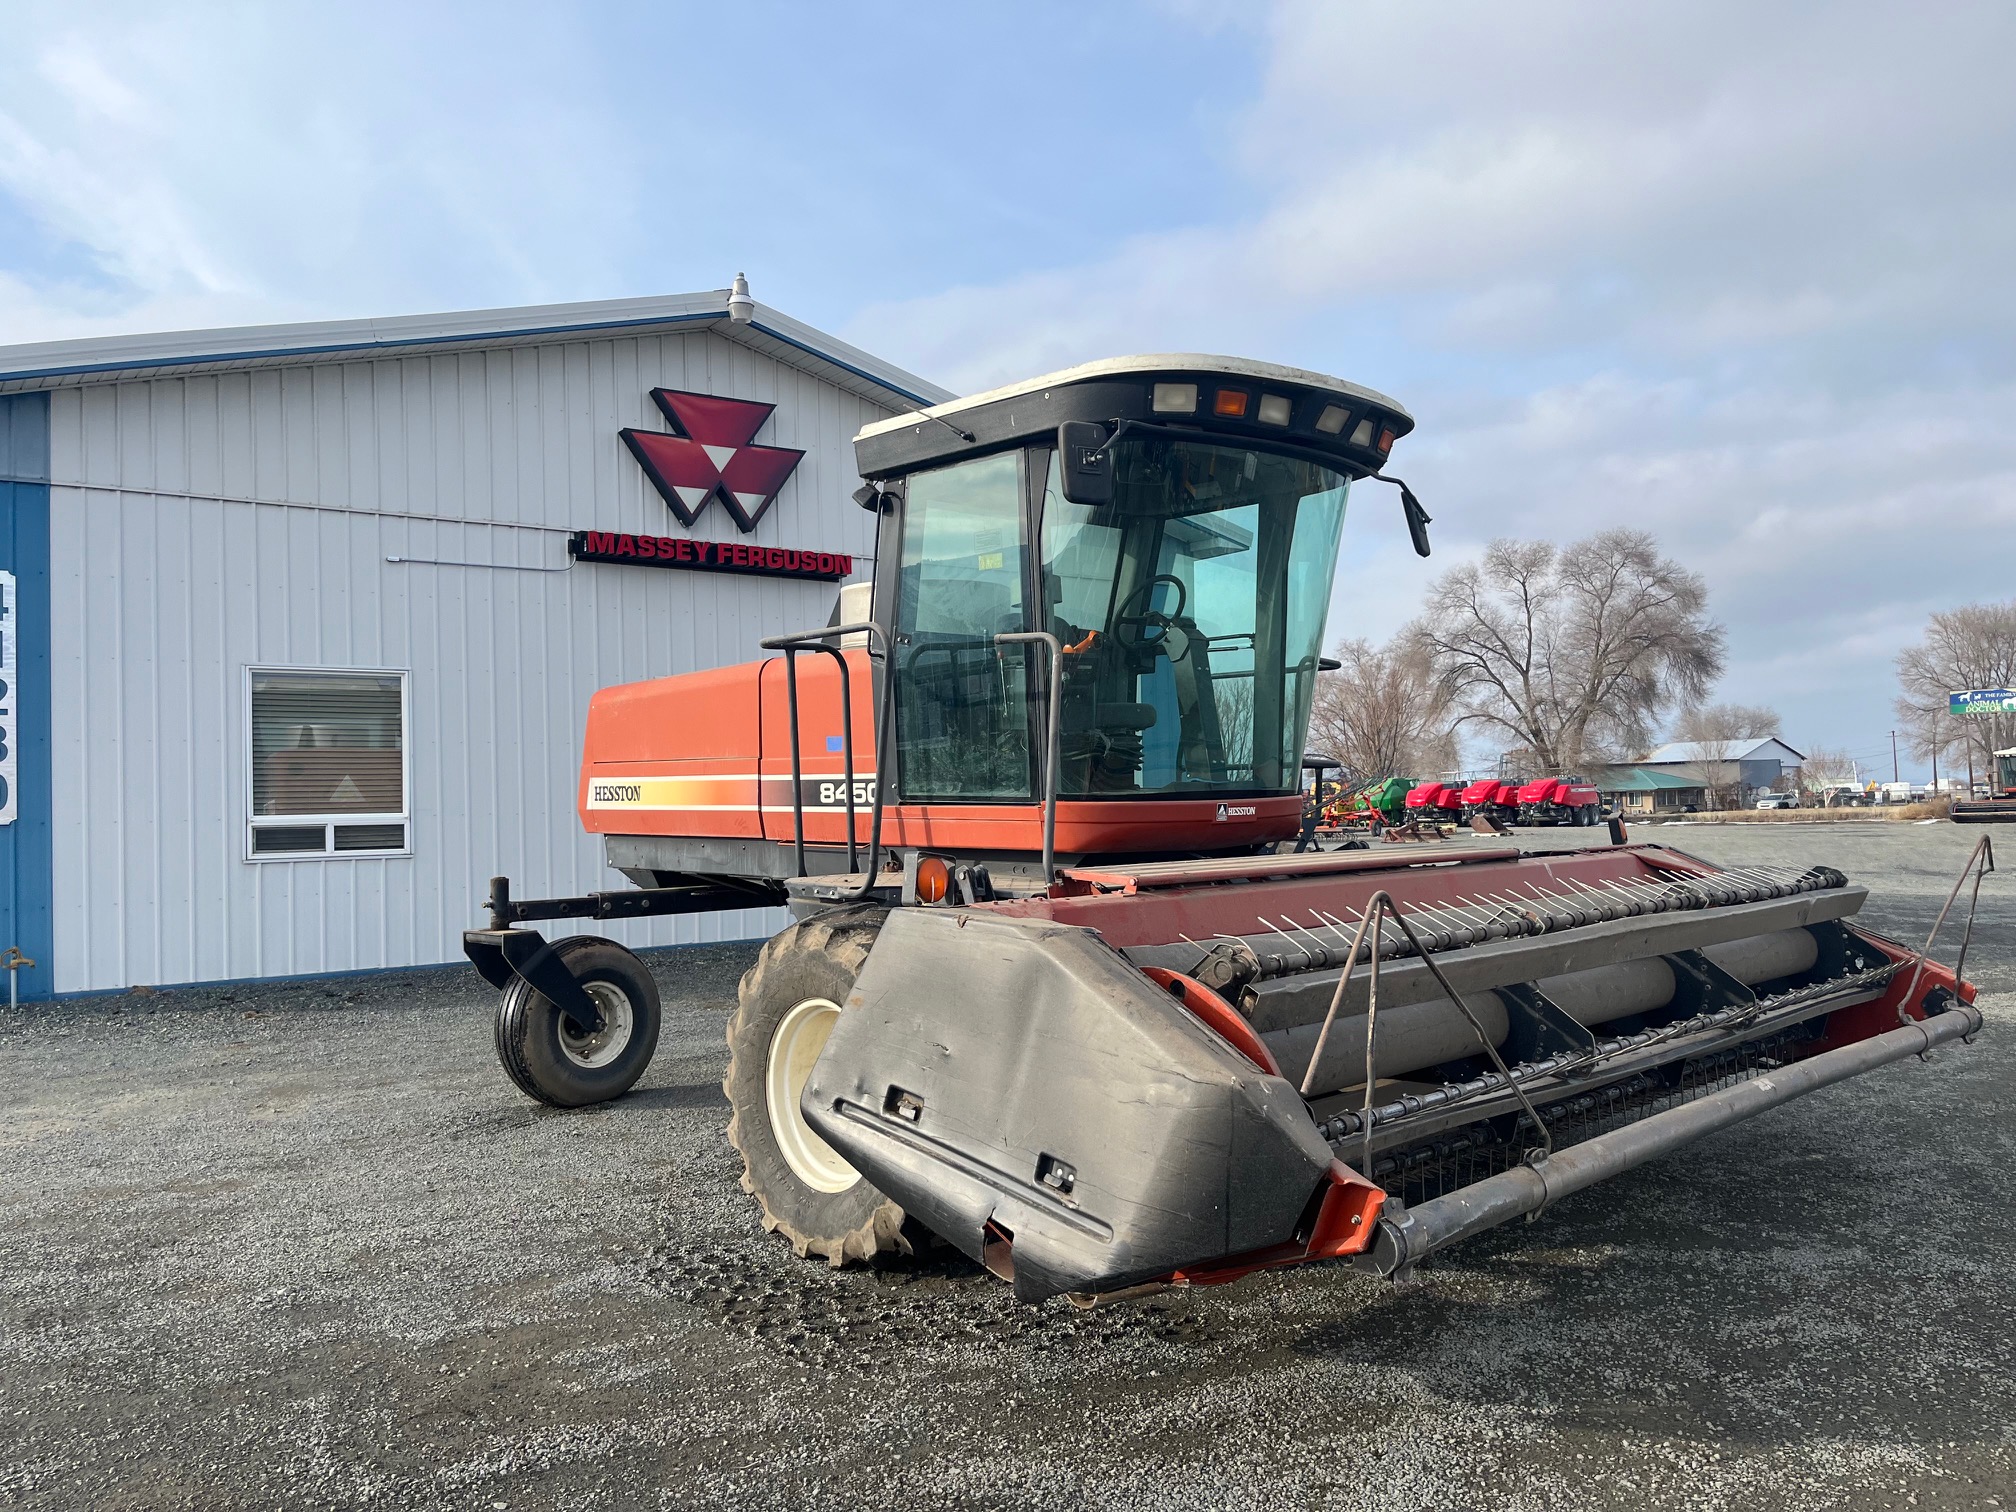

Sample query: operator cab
[852,356,1418,813]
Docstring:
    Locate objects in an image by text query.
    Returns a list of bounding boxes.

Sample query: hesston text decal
[568,531,852,582]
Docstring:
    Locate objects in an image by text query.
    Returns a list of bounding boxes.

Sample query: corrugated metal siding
[1,391,49,481]
[47,330,893,992]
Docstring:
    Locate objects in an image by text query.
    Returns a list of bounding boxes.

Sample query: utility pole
[1891,730,1900,783]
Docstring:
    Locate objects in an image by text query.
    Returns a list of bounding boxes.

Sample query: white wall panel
[47,329,896,992]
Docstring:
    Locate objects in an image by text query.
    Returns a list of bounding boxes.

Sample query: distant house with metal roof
[1625,736,1806,802]
[1596,767,1708,814]
[1639,737,1805,771]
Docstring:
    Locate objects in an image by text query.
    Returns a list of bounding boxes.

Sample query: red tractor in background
[1459,778,1521,828]
[1517,776,1602,826]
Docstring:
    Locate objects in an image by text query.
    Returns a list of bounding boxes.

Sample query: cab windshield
[1041,438,1346,796]
[889,438,1348,801]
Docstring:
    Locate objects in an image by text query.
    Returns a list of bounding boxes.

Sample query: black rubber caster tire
[494,936,662,1108]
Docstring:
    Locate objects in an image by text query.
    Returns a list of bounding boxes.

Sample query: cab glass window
[892,452,1034,799]
[1038,440,1347,796]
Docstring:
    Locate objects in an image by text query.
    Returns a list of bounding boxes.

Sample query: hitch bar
[481,874,778,929]
[465,872,782,1036]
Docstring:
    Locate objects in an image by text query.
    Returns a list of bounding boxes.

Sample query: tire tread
[724,907,907,1268]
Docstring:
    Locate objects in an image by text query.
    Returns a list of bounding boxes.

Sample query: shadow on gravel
[627,1080,731,1111]
[637,1234,1226,1367]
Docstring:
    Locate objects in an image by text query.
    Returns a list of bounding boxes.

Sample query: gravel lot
[2,822,2010,1511]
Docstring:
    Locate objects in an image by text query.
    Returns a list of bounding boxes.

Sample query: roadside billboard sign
[1949,688,2016,716]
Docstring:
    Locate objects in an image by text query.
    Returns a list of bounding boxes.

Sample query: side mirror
[1400,483,1432,558]
[1367,473,1434,556]
[1056,422,1114,505]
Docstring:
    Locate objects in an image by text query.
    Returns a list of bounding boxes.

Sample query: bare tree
[1216,674,1255,779]
[1895,599,2016,790]
[1670,702,1781,808]
[1308,635,1458,790]
[1411,531,1724,771]
[1899,701,1963,794]
[1797,746,1863,804]
[1673,703,1781,745]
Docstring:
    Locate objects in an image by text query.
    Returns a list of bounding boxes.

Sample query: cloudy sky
[4,1,2011,777]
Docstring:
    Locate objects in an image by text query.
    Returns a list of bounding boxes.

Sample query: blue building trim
[0,393,53,1001]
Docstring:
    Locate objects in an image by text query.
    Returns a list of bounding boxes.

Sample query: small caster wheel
[494,936,661,1107]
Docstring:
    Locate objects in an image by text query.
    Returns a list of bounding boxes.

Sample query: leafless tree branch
[1412,529,1724,771]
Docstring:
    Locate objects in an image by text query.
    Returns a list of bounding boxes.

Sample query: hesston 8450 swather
[464,356,1986,1304]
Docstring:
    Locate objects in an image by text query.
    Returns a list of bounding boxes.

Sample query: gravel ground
[2,821,2010,1511]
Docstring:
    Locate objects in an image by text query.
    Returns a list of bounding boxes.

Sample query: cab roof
[855,354,1409,441]
[851,353,1415,481]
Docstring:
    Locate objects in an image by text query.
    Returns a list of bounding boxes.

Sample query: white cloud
[0,0,2008,770]
[0,3,643,341]
[846,1,2016,762]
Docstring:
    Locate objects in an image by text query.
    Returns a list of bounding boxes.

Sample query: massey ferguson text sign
[568,531,851,582]
[620,388,804,532]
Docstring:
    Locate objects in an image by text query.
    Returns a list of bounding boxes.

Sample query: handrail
[808,645,857,873]
[760,621,890,891]
[994,630,1063,887]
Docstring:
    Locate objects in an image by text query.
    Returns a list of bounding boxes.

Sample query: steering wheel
[1112,573,1189,655]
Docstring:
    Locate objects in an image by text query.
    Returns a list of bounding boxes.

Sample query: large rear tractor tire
[724,908,911,1267]
[495,936,663,1108]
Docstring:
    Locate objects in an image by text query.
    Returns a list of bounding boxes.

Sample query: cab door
[880,450,1037,804]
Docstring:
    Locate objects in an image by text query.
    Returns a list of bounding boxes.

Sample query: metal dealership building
[0,286,951,999]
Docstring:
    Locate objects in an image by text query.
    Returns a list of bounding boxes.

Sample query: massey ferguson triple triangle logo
[620,388,805,533]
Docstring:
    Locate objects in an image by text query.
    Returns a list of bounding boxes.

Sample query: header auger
[465,354,1982,1303]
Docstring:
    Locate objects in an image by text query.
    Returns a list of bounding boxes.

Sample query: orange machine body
[578,650,1304,859]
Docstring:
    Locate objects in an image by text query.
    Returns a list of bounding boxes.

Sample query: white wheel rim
[766,996,860,1193]
[558,981,634,1069]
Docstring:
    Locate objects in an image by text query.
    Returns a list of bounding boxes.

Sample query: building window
[246,668,410,859]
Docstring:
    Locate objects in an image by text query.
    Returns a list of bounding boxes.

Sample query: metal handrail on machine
[994,630,1063,887]
[759,621,893,897]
